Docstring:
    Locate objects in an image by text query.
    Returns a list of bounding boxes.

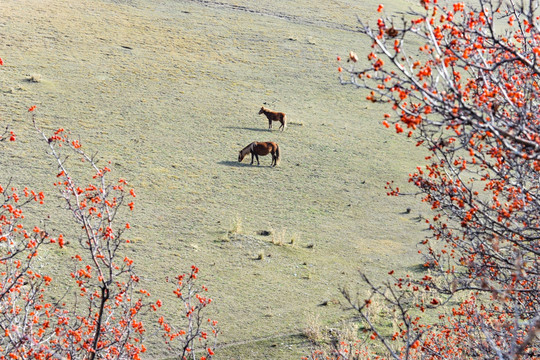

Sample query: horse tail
[283,114,287,129]
[275,144,281,166]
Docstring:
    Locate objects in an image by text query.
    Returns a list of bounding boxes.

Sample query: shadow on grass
[219,160,276,168]
[218,160,248,167]
[215,332,309,359]
[219,160,275,168]
[225,126,270,132]
[408,263,430,273]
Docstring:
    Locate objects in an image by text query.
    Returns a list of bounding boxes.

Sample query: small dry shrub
[27,74,42,83]
[271,228,286,246]
[289,232,299,245]
[228,215,243,235]
[303,313,325,344]
[271,228,298,246]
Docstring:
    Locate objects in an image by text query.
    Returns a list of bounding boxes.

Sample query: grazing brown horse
[238,142,281,167]
[259,106,287,131]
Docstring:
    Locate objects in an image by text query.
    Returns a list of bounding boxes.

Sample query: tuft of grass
[270,228,298,246]
[228,215,243,235]
[271,228,286,246]
[289,232,299,245]
[27,73,42,83]
[337,320,360,343]
[216,230,230,242]
[303,313,325,344]
[363,290,396,330]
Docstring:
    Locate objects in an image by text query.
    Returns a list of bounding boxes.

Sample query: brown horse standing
[259,106,287,131]
[238,142,281,167]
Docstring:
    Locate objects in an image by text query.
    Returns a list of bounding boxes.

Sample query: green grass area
[0,0,433,358]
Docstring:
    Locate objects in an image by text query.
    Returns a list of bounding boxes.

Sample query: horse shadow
[218,160,274,168]
[225,126,270,133]
[218,160,250,168]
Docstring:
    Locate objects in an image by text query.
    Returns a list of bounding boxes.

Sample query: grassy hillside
[0,0,431,358]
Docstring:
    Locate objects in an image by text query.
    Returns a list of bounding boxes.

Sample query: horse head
[258,106,265,115]
[238,151,245,162]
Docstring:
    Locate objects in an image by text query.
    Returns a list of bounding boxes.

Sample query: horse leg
[268,119,272,130]
[271,153,276,167]
[250,152,254,165]
[255,154,260,165]
[279,120,284,131]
